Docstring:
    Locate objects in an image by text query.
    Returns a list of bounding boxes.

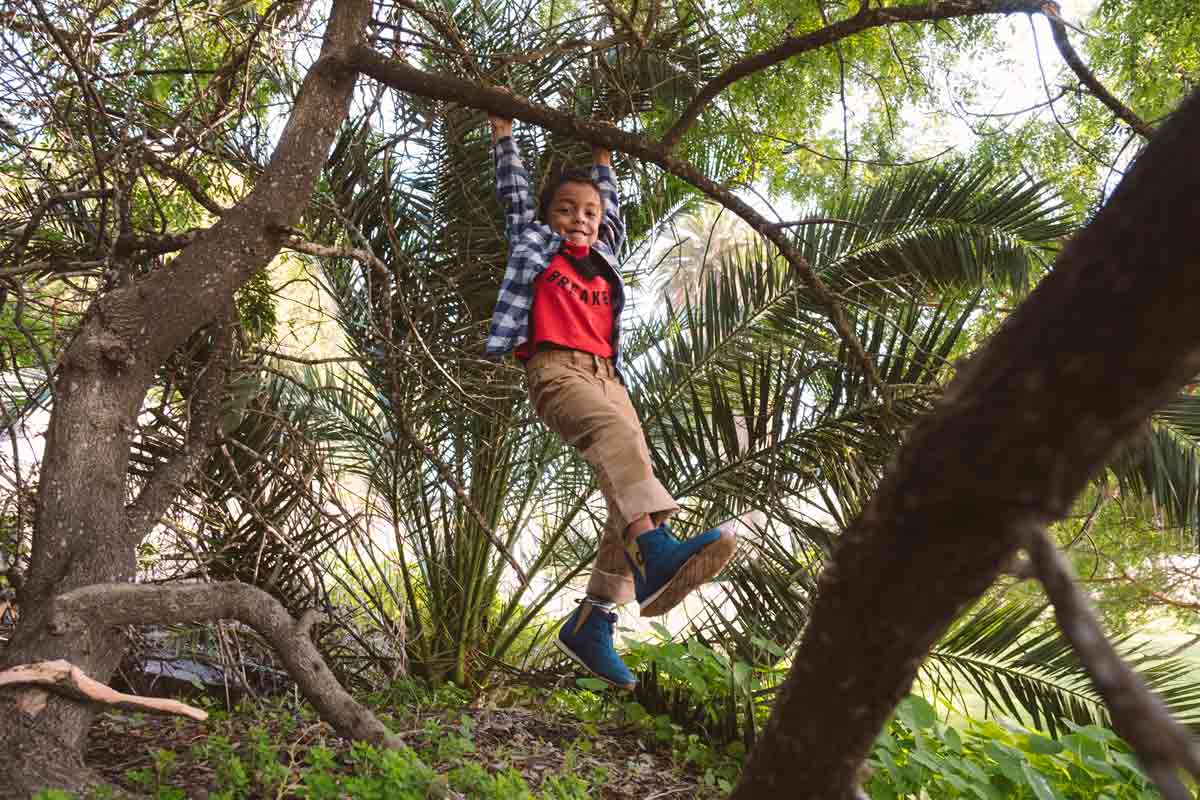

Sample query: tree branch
[47,582,403,749]
[1041,2,1155,140]
[731,87,1200,798]
[0,660,208,721]
[92,0,372,378]
[661,0,1046,151]
[1023,525,1200,799]
[124,316,233,543]
[283,236,388,278]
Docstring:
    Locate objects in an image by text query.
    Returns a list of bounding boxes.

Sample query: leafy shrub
[868,696,1161,799]
[622,624,784,747]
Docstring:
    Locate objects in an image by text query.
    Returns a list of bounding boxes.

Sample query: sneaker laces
[576,599,618,629]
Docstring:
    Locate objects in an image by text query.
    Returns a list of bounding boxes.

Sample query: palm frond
[923,598,1200,737]
[1108,394,1200,537]
[796,159,1077,300]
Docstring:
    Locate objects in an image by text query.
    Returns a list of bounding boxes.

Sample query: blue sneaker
[625,523,737,617]
[555,601,636,690]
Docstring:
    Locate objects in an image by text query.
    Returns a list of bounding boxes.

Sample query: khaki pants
[526,349,678,603]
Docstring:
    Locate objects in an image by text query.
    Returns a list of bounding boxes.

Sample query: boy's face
[547,182,602,248]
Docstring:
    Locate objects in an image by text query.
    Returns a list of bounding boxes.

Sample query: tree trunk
[732,88,1200,799]
[0,1,370,794]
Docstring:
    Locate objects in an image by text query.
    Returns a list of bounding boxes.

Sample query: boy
[486,116,736,689]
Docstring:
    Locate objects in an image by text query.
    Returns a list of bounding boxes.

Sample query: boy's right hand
[489,116,513,141]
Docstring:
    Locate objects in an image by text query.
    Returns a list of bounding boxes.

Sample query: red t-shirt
[516,242,615,360]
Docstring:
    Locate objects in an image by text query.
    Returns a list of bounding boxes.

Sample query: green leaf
[896,695,936,731]
[1020,761,1063,800]
[732,660,752,690]
[1025,734,1063,755]
[149,75,173,103]
[984,741,1027,785]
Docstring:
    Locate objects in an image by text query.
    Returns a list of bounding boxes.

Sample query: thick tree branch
[732,88,1200,798]
[47,582,403,749]
[1041,2,1155,140]
[0,660,208,721]
[348,47,887,397]
[17,0,371,605]
[661,0,1046,151]
[94,0,371,378]
[124,316,233,543]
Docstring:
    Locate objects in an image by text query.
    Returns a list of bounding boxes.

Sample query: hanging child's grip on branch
[488,115,513,142]
[487,114,612,166]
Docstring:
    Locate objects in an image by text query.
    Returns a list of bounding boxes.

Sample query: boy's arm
[590,145,626,252]
[490,116,534,238]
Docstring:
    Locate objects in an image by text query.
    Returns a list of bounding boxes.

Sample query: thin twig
[1023,523,1200,799]
[1029,15,1111,166]
[1041,2,1154,140]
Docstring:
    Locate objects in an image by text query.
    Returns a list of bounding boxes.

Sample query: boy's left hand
[489,116,513,142]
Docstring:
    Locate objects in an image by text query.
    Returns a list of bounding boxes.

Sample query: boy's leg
[528,354,677,535]
[599,378,737,617]
[530,353,731,617]
[585,498,636,604]
[529,355,653,688]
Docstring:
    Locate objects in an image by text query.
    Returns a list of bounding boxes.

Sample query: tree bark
[47,583,403,749]
[0,0,370,794]
[732,89,1200,799]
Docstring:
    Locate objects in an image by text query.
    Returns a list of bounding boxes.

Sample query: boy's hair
[538,168,604,221]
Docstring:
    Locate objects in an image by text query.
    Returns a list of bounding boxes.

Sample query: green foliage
[543,681,746,794]
[235,270,279,343]
[967,1,1198,220]
[447,763,536,800]
[636,163,1076,666]
[868,696,1162,799]
[624,623,782,748]
[923,597,1200,738]
[1088,0,1199,129]
[1111,394,1200,540]
[122,749,186,800]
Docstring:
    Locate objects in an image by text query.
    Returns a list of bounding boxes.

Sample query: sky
[919,0,1105,153]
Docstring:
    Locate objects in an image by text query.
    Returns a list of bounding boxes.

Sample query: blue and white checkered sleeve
[495,136,535,239]
[591,163,625,254]
[484,235,543,355]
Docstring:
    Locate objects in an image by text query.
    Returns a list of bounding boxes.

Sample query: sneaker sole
[553,637,636,690]
[639,530,737,617]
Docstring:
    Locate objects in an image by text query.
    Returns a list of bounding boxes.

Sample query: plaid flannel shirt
[485,135,628,375]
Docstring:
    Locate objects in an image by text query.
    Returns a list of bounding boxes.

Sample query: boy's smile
[548,181,603,248]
